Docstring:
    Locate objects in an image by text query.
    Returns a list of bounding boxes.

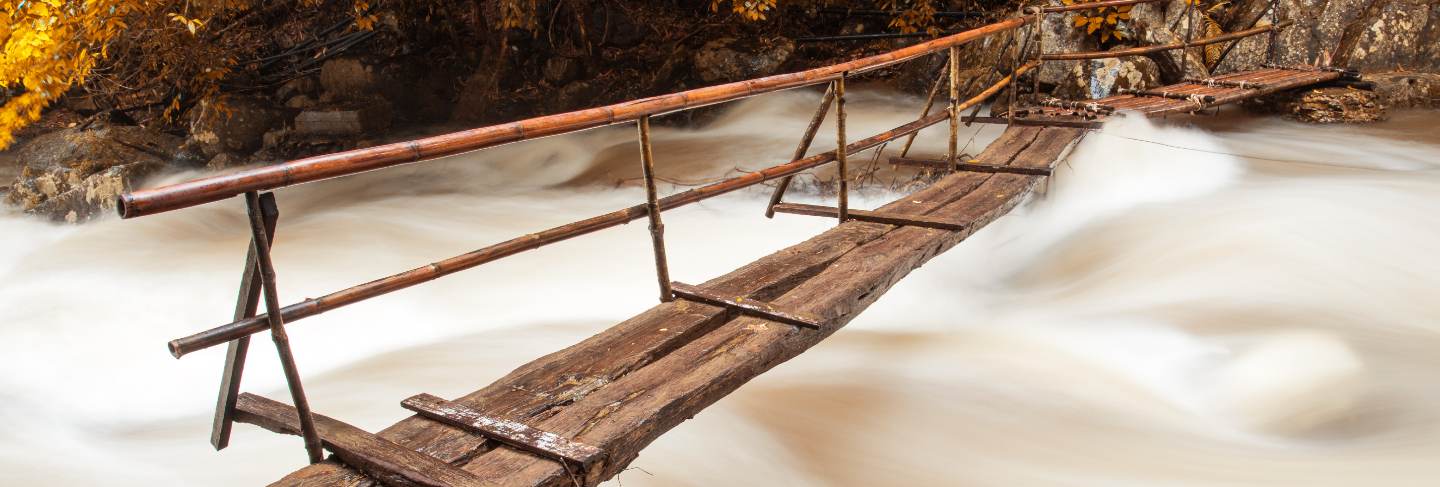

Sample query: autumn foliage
[1,0,966,149]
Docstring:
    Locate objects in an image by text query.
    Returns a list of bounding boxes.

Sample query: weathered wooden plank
[890,156,1055,176]
[772,202,968,232]
[669,282,824,330]
[401,394,605,468]
[233,393,489,487]
[271,124,1046,487]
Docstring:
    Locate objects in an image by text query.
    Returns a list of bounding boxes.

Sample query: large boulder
[1368,71,1440,108]
[1257,86,1387,123]
[1053,56,1163,100]
[187,96,286,157]
[692,37,795,83]
[4,124,180,222]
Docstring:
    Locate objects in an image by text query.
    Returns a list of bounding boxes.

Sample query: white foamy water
[1,89,1437,486]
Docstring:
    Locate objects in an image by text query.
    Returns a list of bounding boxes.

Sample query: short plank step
[771,202,966,232]
[234,393,489,487]
[669,281,824,330]
[401,393,605,468]
[889,157,1053,176]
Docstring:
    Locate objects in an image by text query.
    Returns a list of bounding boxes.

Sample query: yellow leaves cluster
[1063,0,1133,43]
[0,0,136,148]
[710,0,778,21]
[499,0,540,30]
[882,0,940,35]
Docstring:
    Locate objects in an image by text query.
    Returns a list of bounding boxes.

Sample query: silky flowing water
[1,89,1437,486]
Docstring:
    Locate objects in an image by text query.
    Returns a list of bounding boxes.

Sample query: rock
[294,102,393,136]
[544,57,580,85]
[1127,0,1210,81]
[3,124,179,221]
[693,37,795,83]
[187,96,286,157]
[1053,57,1163,100]
[1254,86,1387,123]
[1368,71,1440,108]
[285,94,317,110]
[205,152,245,171]
[319,57,376,99]
[277,77,318,101]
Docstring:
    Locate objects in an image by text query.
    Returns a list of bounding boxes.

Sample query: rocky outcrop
[1256,86,1388,122]
[693,37,795,83]
[1368,71,1440,108]
[4,124,180,222]
[187,96,287,158]
[1053,57,1163,100]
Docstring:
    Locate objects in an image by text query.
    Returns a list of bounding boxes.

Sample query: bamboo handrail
[165,63,1037,358]
[1024,0,1165,14]
[117,18,1033,219]
[1038,21,1291,61]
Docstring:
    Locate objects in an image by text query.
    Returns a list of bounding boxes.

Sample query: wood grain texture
[234,393,489,487]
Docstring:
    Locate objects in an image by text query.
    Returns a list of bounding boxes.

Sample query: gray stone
[294,103,392,136]
[1054,57,1163,100]
[187,96,285,157]
[693,37,795,83]
[1369,71,1440,108]
[2,124,177,221]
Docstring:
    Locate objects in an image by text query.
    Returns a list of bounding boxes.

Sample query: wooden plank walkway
[257,66,1343,487]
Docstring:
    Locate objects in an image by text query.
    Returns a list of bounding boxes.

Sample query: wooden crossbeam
[669,282,824,330]
[1182,78,1269,89]
[889,156,1053,176]
[401,393,605,468]
[771,202,967,232]
[1011,117,1104,129]
[1116,88,1217,104]
[234,393,489,487]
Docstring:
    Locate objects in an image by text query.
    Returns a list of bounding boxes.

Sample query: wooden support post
[765,85,835,218]
[1182,0,1195,80]
[834,74,849,224]
[1032,11,1043,98]
[637,116,673,302]
[244,191,324,464]
[898,57,949,159]
[947,46,961,169]
[1267,0,1279,64]
[211,192,279,451]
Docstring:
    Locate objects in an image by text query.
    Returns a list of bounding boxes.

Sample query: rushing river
[1,89,1438,486]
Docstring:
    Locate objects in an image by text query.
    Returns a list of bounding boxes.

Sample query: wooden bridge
[118,1,1349,485]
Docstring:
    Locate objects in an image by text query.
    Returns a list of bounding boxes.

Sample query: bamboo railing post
[1182,0,1195,80]
[637,116,673,302]
[1267,0,1279,64]
[834,74,849,224]
[244,191,324,464]
[897,59,948,159]
[211,192,279,451]
[1033,10,1043,98]
[947,47,961,169]
[765,85,835,218]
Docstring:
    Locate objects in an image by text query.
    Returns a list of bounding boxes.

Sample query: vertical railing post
[765,85,836,218]
[898,52,950,159]
[1267,0,1280,64]
[1033,10,1044,98]
[834,74,849,223]
[1182,0,1195,80]
[211,192,279,451]
[244,191,324,464]
[947,46,961,169]
[637,116,674,302]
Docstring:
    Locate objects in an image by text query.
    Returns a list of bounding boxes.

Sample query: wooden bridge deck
[238,66,1342,487]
